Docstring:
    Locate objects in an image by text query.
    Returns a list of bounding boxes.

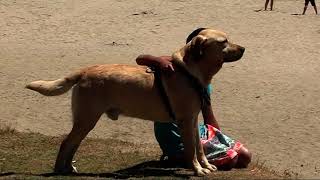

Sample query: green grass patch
[0,128,282,179]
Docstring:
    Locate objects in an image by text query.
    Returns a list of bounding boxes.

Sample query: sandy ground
[0,0,319,178]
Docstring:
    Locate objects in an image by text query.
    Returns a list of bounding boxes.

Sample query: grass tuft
[0,125,16,135]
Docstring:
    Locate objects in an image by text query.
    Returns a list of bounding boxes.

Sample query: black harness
[151,65,211,121]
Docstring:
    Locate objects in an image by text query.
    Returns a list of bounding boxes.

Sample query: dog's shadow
[39,160,192,179]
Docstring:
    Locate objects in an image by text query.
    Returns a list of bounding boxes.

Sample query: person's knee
[235,146,252,168]
[217,155,238,171]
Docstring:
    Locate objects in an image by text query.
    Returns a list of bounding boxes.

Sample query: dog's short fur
[26,28,245,176]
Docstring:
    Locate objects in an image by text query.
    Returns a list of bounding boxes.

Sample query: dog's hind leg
[54,86,104,174]
[106,108,121,120]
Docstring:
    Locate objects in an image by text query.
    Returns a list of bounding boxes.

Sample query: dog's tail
[25,71,82,96]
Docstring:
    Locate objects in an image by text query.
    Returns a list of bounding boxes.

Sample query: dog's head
[191,28,245,63]
[173,28,245,83]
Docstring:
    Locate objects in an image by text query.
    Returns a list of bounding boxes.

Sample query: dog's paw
[202,162,217,172]
[54,166,74,174]
[54,161,77,174]
[206,164,217,172]
[199,157,217,172]
[195,167,212,176]
[72,160,78,173]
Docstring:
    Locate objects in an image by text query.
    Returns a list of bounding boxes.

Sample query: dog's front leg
[180,117,212,176]
[195,120,217,172]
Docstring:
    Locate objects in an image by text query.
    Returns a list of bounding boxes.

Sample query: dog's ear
[190,35,207,59]
[171,35,207,64]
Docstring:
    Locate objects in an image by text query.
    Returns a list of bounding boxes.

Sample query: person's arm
[202,104,220,130]
[136,54,174,72]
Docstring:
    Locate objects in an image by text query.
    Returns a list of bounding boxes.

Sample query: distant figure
[302,0,318,14]
[265,0,274,11]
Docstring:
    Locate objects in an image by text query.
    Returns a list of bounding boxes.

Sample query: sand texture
[0,0,319,178]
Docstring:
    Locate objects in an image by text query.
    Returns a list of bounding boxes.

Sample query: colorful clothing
[154,84,243,166]
[154,84,213,157]
[154,123,243,165]
[199,124,243,166]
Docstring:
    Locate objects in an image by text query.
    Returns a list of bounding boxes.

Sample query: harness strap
[152,67,177,121]
[149,65,211,122]
[175,64,211,107]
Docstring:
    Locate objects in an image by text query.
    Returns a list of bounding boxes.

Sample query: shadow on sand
[0,160,192,179]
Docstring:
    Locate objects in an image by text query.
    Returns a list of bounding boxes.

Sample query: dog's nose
[240,46,245,53]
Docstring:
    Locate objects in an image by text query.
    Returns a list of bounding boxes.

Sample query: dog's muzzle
[223,45,245,63]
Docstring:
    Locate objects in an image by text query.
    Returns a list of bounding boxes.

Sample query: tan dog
[26,28,245,176]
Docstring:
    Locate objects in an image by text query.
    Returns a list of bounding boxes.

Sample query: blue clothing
[154,84,214,157]
[154,122,238,159]
[154,122,184,156]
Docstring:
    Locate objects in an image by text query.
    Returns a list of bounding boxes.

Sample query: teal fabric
[207,84,213,95]
[199,124,235,159]
[154,84,214,157]
[154,122,184,156]
[155,122,236,159]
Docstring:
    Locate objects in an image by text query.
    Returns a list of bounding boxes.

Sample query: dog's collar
[171,60,211,107]
[148,61,211,121]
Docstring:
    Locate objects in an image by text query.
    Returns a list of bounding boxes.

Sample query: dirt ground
[0,0,319,179]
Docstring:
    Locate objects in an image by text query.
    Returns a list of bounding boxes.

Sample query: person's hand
[136,54,174,73]
[158,56,175,72]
